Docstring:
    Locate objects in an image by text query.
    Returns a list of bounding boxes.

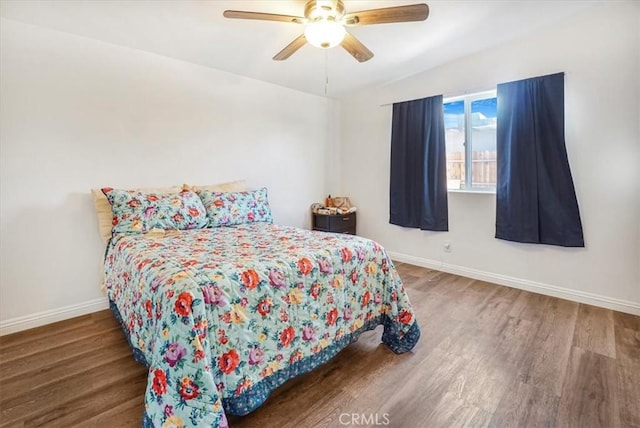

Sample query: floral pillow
[102,188,208,234]
[198,187,273,227]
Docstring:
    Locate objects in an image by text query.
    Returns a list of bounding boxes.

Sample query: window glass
[470,97,497,189]
[443,92,497,191]
[444,100,465,190]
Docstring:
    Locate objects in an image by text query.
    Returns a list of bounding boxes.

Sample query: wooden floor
[1,263,638,427]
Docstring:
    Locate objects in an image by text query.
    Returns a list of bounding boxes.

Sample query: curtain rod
[379,71,567,107]
[379,85,496,107]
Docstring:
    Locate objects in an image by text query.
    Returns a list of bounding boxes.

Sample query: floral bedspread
[104,223,420,427]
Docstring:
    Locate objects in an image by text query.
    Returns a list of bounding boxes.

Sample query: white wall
[340,2,640,313]
[0,18,336,329]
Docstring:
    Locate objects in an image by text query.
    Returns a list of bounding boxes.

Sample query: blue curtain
[390,95,448,231]
[496,72,584,247]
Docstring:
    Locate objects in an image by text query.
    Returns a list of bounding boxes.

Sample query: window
[443,90,497,191]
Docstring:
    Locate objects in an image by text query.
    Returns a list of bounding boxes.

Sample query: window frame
[444,89,497,193]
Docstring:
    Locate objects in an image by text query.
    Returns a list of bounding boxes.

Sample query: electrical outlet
[443,241,452,253]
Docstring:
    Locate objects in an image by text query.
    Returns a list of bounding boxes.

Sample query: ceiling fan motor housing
[305,0,346,23]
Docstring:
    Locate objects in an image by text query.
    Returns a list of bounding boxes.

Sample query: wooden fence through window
[446,151,497,186]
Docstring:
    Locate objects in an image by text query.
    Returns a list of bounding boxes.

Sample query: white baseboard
[388,251,640,316]
[0,297,109,336]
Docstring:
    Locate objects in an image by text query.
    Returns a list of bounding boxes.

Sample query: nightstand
[312,212,356,235]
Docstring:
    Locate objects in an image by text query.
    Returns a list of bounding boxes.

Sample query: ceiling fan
[223,0,429,62]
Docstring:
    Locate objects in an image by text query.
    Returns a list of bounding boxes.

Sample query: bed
[101,188,420,428]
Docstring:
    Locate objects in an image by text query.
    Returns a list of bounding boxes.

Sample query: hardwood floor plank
[0,330,124,381]
[490,381,560,427]
[378,346,472,424]
[0,355,143,423]
[1,340,132,398]
[445,279,500,322]
[520,298,579,396]
[573,304,617,358]
[0,323,121,363]
[492,315,537,368]
[556,346,620,427]
[473,285,522,327]
[615,325,640,427]
[613,311,640,331]
[25,374,146,428]
[447,342,517,413]
[508,290,552,323]
[422,391,492,428]
[0,315,95,349]
[420,272,474,297]
[338,333,452,418]
[89,309,119,323]
[79,396,145,428]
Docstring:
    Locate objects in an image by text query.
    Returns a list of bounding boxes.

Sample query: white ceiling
[0,0,600,98]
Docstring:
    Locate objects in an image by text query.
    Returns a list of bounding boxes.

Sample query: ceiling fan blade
[223,10,305,24]
[273,34,308,61]
[341,32,374,63]
[343,3,429,26]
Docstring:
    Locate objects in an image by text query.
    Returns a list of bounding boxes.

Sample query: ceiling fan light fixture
[304,19,346,49]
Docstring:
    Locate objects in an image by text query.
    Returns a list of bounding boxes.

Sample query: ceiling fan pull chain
[324,49,329,96]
